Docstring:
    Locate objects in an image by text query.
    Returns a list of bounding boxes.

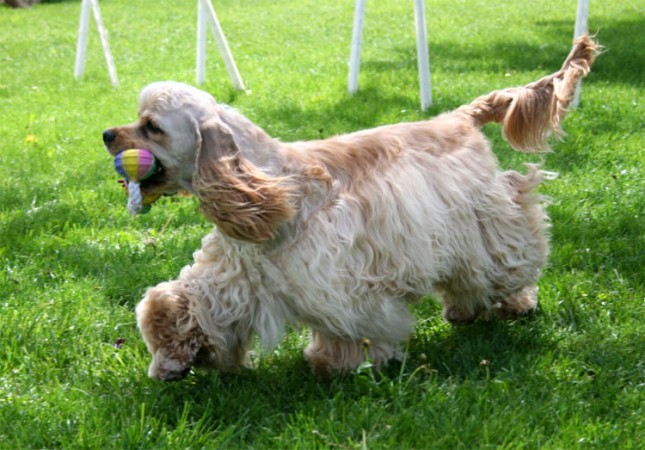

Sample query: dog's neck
[218,106,287,173]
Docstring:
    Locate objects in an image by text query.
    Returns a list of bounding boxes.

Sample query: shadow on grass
[550,205,644,284]
[130,302,641,442]
[252,85,421,140]
[129,314,553,431]
[429,18,642,86]
[0,184,204,305]
[576,17,644,86]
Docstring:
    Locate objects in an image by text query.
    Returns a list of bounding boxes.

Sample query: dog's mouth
[161,367,192,382]
[128,160,180,205]
[139,162,168,195]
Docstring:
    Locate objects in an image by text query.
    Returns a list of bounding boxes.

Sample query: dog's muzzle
[151,367,191,382]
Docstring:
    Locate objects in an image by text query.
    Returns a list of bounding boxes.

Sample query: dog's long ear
[136,287,192,348]
[193,119,294,243]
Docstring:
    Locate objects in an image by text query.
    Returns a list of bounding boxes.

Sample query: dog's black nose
[103,129,117,145]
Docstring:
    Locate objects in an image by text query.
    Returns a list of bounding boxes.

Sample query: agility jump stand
[348,0,431,111]
[74,0,118,87]
[74,0,245,90]
[196,0,245,89]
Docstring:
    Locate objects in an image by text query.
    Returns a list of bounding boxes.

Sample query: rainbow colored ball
[113,149,159,215]
[114,148,157,182]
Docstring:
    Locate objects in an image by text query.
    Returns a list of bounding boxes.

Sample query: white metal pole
[201,0,245,90]
[571,0,589,108]
[413,0,431,110]
[574,0,590,39]
[74,0,91,79]
[90,0,119,87]
[348,0,366,94]
[196,0,207,84]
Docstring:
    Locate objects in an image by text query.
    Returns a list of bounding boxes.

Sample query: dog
[103,36,598,381]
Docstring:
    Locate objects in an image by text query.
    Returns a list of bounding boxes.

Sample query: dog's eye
[145,121,163,135]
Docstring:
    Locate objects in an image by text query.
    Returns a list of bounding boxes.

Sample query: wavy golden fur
[103,36,599,380]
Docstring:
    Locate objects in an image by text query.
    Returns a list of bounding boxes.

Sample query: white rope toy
[113,149,159,216]
[126,180,144,216]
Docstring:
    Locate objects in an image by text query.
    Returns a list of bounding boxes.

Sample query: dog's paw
[442,305,478,325]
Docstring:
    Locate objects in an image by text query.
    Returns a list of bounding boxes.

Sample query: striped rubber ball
[114,149,157,182]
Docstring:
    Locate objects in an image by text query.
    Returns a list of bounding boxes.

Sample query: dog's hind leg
[304,330,401,375]
[438,285,491,325]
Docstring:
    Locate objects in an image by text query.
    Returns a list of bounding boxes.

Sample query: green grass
[1,0,643,448]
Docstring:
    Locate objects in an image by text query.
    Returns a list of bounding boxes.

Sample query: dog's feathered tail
[460,35,600,152]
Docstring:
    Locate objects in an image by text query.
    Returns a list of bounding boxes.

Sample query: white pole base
[348,0,432,110]
[74,0,119,87]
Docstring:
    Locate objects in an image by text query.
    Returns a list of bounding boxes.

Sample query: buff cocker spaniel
[103,36,599,381]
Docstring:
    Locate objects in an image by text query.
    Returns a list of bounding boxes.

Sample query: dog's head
[103,81,294,243]
[135,285,202,381]
[103,81,214,200]
[136,283,251,381]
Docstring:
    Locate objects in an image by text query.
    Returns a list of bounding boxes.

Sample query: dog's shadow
[135,306,552,430]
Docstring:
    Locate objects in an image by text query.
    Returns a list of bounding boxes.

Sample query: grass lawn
[1,0,643,448]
